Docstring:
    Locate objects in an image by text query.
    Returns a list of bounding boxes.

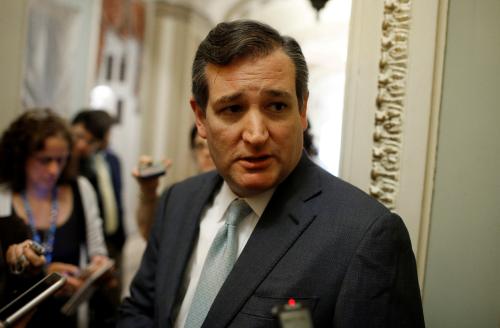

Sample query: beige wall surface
[0,0,98,130]
[423,0,500,326]
[0,1,28,131]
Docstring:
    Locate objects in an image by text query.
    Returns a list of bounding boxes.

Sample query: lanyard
[22,187,59,264]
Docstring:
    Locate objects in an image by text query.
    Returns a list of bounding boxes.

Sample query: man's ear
[190,98,207,138]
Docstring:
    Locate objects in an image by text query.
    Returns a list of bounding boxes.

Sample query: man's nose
[242,110,269,145]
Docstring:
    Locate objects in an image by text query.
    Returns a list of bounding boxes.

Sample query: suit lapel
[202,154,322,327]
[158,172,223,324]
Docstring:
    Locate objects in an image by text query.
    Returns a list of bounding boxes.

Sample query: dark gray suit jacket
[118,154,424,327]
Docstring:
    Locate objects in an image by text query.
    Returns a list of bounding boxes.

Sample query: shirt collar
[216,181,276,221]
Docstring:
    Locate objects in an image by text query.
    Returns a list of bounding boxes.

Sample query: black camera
[138,162,167,179]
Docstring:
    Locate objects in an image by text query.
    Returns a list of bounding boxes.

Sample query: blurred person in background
[71,109,124,327]
[71,109,126,256]
[132,124,215,239]
[0,109,110,327]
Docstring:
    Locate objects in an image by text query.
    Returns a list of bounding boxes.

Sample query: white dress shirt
[174,182,275,328]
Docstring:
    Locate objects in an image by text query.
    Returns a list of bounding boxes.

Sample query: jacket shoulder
[321,168,389,216]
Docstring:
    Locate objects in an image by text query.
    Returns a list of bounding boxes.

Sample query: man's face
[72,123,99,159]
[192,49,308,197]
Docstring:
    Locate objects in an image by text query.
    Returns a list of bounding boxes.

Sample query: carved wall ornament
[369,0,412,209]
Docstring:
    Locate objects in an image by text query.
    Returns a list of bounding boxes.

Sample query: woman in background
[0,109,110,327]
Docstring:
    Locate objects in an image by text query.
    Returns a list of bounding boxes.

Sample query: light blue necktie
[184,199,252,328]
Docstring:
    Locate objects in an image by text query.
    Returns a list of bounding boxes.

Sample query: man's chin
[230,173,278,197]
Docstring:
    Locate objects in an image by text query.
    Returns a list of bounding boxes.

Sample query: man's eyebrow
[213,93,243,107]
[263,89,294,99]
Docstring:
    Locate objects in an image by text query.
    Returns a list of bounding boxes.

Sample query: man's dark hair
[303,119,318,157]
[192,19,309,112]
[0,108,75,192]
[71,109,114,141]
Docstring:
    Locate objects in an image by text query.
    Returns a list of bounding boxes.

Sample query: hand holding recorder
[132,156,171,196]
[6,240,46,275]
[133,156,171,179]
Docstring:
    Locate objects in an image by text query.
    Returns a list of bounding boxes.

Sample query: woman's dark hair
[192,19,309,112]
[0,108,75,192]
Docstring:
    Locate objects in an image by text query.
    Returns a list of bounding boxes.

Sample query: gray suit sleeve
[333,213,425,327]
[117,188,171,327]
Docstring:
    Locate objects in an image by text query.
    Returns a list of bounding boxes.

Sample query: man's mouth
[239,155,272,170]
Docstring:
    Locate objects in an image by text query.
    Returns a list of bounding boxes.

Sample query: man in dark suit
[72,109,126,254]
[72,109,125,327]
[118,20,424,327]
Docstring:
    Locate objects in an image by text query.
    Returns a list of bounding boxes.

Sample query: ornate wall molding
[369,0,412,209]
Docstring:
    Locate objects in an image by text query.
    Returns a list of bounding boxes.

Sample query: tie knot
[225,199,252,226]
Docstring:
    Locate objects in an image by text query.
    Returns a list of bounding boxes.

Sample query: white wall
[422,0,500,326]
[21,0,99,119]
